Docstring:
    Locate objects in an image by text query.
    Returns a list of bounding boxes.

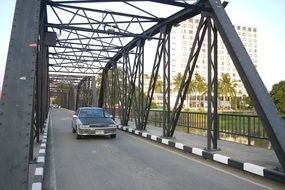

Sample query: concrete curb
[118,125,285,184]
[31,113,50,190]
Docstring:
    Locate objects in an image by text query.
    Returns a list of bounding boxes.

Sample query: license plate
[95,130,104,135]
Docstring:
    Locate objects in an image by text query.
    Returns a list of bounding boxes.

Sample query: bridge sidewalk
[122,121,281,171]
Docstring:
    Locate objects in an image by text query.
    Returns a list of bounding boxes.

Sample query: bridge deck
[43,108,285,189]
[124,121,280,170]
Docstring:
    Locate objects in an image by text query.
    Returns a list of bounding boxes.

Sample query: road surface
[43,108,284,190]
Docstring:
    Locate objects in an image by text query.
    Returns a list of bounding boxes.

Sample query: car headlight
[79,124,89,128]
[108,124,117,128]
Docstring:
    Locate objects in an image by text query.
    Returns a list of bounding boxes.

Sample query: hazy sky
[0,0,284,91]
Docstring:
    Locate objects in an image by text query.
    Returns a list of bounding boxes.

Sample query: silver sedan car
[72,107,117,139]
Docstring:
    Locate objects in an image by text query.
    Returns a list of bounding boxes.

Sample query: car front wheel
[110,134,116,138]
[76,133,82,139]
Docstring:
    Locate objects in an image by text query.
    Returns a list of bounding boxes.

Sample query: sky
[0,0,284,91]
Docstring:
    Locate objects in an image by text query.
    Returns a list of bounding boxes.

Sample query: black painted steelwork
[206,0,285,169]
[1,1,285,188]
[0,0,43,189]
[141,26,168,130]
[206,15,219,150]
[170,16,208,136]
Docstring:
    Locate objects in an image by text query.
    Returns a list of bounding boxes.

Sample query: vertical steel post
[111,66,116,119]
[206,15,219,150]
[92,76,97,107]
[213,24,219,149]
[207,17,212,150]
[162,27,171,137]
[98,71,107,108]
[141,27,167,130]
[0,0,42,189]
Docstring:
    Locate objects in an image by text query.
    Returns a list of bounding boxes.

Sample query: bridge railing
[146,110,285,145]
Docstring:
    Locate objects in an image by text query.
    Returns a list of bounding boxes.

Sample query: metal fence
[146,110,285,145]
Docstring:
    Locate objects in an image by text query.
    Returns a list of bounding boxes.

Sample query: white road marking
[50,111,58,190]
[175,142,184,150]
[213,154,229,165]
[192,148,203,156]
[161,138,169,145]
[244,163,265,176]
[151,135,158,141]
[35,167,43,176]
[142,132,148,137]
[125,132,272,190]
[31,182,41,190]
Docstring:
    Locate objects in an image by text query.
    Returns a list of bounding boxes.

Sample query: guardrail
[146,110,285,145]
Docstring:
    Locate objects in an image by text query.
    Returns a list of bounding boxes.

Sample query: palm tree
[172,72,183,92]
[194,73,207,95]
[154,74,163,93]
[218,73,237,110]
[192,73,207,108]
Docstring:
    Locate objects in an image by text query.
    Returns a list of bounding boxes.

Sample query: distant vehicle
[72,107,117,139]
[50,104,59,108]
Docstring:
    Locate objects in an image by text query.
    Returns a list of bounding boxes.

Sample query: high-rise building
[168,17,257,109]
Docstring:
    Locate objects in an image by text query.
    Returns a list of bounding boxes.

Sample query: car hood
[79,117,115,125]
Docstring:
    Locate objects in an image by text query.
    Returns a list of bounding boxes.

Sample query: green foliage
[154,79,163,93]
[270,80,285,115]
[52,96,62,106]
[193,73,207,95]
[150,102,159,109]
[172,72,206,95]
[173,72,183,92]
[244,96,253,108]
[218,73,238,109]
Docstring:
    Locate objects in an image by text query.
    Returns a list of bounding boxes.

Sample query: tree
[218,73,237,109]
[194,73,207,95]
[270,80,285,115]
[154,74,163,93]
[154,80,163,93]
[173,72,183,92]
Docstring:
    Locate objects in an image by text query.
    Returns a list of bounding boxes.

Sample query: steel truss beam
[206,0,285,169]
[206,15,219,150]
[76,76,94,109]
[162,27,172,137]
[0,0,43,189]
[128,40,145,129]
[169,16,208,137]
[104,1,206,71]
[141,27,168,130]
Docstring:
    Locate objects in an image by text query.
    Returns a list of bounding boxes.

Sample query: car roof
[79,107,103,110]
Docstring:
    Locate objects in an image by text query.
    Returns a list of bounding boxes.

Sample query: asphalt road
[43,108,284,190]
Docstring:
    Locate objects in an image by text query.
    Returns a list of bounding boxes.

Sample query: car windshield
[79,109,105,118]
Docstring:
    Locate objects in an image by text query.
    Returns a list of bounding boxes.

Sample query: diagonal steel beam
[207,0,285,170]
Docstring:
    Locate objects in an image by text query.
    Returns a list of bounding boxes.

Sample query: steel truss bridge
[0,0,285,189]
